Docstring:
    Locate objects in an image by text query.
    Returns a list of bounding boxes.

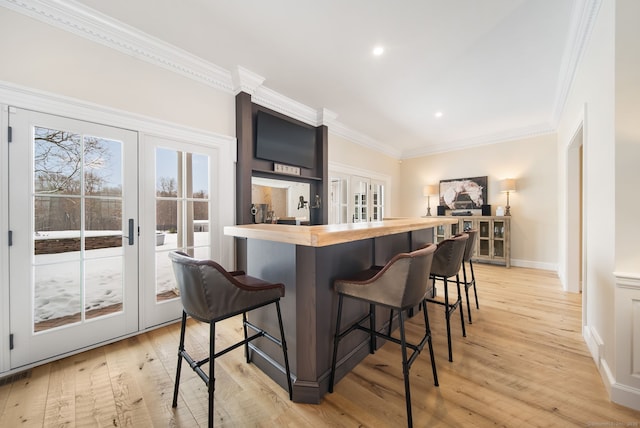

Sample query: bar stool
[461,229,479,323]
[425,233,468,362]
[168,251,292,428]
[329,244,438,428]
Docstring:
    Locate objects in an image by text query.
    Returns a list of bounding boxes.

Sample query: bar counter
[224,217,457,403]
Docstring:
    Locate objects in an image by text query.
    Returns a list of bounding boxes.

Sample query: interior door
[8,108,138,368]
[140,135,218,328]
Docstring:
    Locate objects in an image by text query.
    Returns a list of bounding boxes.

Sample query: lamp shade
[423,184,437,197]
[500,178,516,193]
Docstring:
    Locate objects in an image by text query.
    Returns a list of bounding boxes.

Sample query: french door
[8,109,139,368]
[140,135,217,328]
[350,175,385,223]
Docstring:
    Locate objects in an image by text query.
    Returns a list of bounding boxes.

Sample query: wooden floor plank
[0,364,50,427]
[42,354,77,427]
[73,347,120,427]
[1,264,639,427]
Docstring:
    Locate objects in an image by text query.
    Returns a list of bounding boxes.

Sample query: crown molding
[232,66,265,96]
[251,85,322,127]
[401,123,556,159]
[1,0,235,92]
[329,122,402,158]
[551,0,602,125]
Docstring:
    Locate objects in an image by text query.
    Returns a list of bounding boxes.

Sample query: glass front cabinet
[434,216,510,267]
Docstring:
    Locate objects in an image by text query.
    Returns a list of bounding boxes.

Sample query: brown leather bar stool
[329,244,438,428]
[425,233,469,362]
[461,229,479,323]
[169,251,292,428]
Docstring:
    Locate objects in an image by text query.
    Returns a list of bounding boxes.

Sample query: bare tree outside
[34,126,122,235]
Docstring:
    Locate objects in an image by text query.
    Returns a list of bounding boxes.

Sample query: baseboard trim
[611,381,640,411]
[511,258,558,271]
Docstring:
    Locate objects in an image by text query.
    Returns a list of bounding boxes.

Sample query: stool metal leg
[443,277,453,362]
[369,303,376,353]
[208,321,215,428]
[456,274,466,338]
[471,259,479,309]
[398,310,413,428]
[172,311,187,408]
[462,261,473,324]
[422,299,438,386]
[275,300,293,399]
[242,311,250,363]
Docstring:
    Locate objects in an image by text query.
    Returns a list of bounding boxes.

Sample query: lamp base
[505,205,511,216]
[426,207,432,216]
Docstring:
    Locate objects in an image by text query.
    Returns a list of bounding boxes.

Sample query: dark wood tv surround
[235,91,328,270]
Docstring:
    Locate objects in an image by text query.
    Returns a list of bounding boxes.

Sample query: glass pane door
[351,176,369,222]
[9,109,138,368]
[371,180,384,221]
[155,148,211,299]
[141,136,218,328]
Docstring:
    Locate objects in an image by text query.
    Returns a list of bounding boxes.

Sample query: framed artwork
[439,176,487,210]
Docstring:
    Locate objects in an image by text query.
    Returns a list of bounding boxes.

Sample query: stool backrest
[336,243,436,310]
[169,251,231,322]
[431,233,469,278]
[463,229,478,261]
[168,251,283,322]
[400,243,438,308]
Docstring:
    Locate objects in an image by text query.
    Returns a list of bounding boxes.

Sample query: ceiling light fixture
[434,111,443,118]
[372,46,384,56]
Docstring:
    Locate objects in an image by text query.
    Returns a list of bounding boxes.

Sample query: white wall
[556,0,640,410]
[614,0,640,273]
[398,133,558,269]
[0,9,235,136]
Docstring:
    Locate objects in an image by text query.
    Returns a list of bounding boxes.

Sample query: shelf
[252,168,323,181]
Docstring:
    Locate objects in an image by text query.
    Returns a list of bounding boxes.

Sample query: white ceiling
[67,0,583,158]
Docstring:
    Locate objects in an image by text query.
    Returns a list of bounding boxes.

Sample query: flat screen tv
[255,110,316,169]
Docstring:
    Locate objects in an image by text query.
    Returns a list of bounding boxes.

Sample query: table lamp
[500,178,517,216]
[423,185,437,216]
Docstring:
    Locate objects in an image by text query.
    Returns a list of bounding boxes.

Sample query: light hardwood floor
[1,264,639,427]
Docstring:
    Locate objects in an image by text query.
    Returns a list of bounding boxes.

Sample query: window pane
[34,261,81,332]
[84,137,122,196]
[156,148,179,197]
[34,126,82,195]
[34,196,81,255]
[156,251,178,301]
[85,257,123,319]
[191,153,209,198]
[156,199,180,238]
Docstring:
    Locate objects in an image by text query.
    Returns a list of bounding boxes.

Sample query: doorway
[567,122,585,325]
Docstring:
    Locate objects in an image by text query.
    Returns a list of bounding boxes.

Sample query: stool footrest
[350,313,429,371]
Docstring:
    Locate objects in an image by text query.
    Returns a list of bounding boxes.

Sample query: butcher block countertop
[224,217,458,248]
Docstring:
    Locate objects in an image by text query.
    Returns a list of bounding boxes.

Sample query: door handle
[122,219,134,245]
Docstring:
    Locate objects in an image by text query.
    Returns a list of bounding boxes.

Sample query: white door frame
[329,161,391,223]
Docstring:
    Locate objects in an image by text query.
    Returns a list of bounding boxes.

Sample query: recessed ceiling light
[434,111,443,118]
[372,46,384,56]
